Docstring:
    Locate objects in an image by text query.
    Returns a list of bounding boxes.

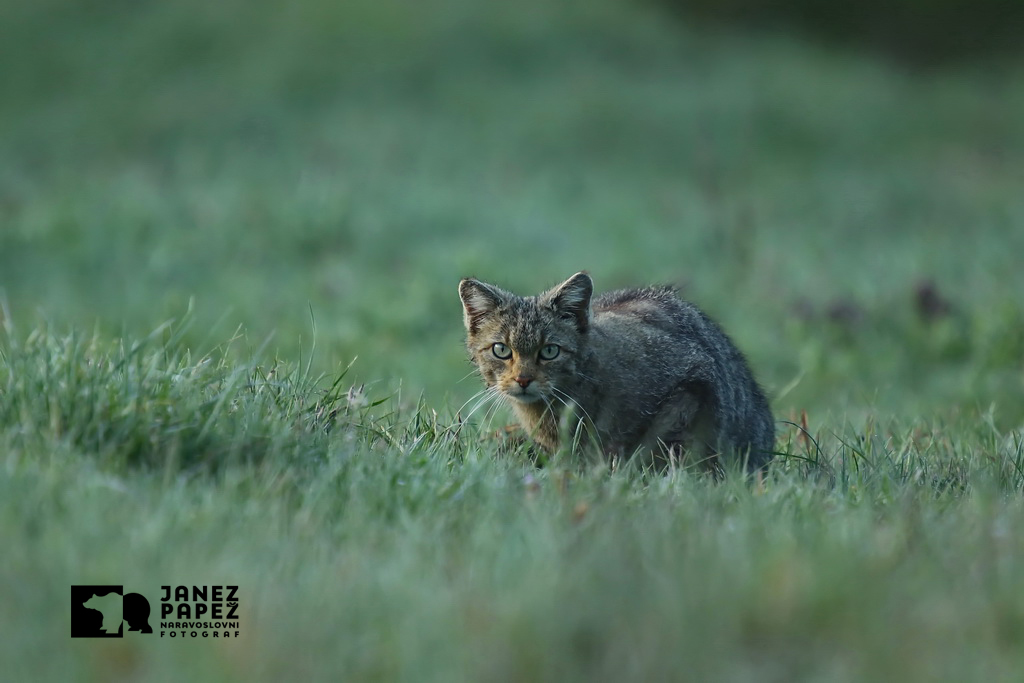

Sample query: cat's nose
[515,376,533,388]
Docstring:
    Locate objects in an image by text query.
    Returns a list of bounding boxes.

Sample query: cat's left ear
[545,271,593,332]
[459,278,506,334]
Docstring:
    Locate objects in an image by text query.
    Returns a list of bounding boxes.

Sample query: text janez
[159,585,240,638]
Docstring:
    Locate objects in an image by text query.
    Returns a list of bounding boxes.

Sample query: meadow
[2,0,1024,680]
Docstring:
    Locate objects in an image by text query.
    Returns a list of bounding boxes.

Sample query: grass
[3,323,1024,681]
[2,0,1024,680]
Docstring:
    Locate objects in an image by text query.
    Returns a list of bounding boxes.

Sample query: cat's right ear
[459,278,504,334]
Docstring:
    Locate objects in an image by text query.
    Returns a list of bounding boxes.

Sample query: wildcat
[458,272,774,470]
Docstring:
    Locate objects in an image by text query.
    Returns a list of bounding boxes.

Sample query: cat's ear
[459,278,506,334]
[545,272,593,332]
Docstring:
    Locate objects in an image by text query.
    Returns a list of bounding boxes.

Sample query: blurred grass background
[666,0,1024,64]
[2,0,1022,424]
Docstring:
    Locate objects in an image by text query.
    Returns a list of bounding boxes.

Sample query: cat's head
[458,272,593,404]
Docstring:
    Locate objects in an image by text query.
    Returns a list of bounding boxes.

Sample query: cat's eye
[539,344,561,361]
[491,342,512,360]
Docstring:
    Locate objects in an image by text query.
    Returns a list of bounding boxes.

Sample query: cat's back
[588,284,754,386]
[591,285,706,340]
[588,283,774,466]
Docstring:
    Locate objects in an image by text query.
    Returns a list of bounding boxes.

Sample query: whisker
[539,393,559,426]
[453,389,494,427]
[454,387,490,416]
[547,390,572,429]
[461,387,501,426]
[551,387,598,429]
[551,387,604,453]
[533,393,562,453]
[455,368,479,385]
[481,392,509,435]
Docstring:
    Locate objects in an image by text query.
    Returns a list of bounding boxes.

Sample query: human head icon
[123,593,153,633]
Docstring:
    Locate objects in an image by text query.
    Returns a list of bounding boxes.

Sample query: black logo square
[71,585,123,638]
